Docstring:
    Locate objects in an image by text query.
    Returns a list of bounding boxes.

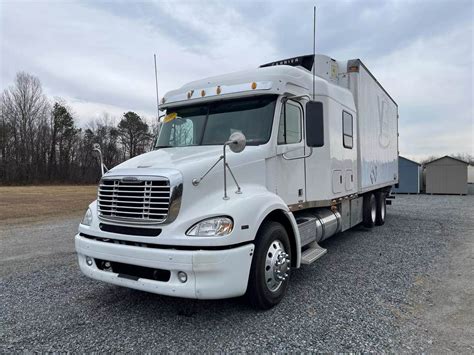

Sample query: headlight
[186,216,233,237]
[81,208,93,226]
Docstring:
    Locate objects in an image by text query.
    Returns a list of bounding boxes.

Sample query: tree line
[1,72,472,185]
[0,72,156,184]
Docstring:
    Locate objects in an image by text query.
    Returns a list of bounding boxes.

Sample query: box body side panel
[350,65,398,192]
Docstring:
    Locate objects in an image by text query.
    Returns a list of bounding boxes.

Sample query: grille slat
[98,177,171,223]
[99,201,169,206]
[99,205,169,211]
[99,188,170,193]
[98,193,170,199]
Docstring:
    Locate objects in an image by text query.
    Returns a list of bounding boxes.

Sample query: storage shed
[468,165,474,195]
[425,156,468,195]
[393,156,421,194]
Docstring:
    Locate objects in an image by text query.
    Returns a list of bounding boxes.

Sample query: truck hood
[108,145,268,178]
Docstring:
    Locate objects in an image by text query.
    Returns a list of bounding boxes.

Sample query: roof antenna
[154,54,160,127]
[312,5,316,101]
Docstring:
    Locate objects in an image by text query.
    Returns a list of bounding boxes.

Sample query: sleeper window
[343,111,353,149]
[278,102,302,144]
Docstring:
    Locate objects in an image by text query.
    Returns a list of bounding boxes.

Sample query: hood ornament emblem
[121,176,139,183]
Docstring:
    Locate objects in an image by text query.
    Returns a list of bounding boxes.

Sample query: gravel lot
[1,195,473,352]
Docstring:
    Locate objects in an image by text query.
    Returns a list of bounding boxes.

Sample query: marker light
[81,208,93,226]
[251,82,257,90]
[201,89,206,97]
[216,86,222,95]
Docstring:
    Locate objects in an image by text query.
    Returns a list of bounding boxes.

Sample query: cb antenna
[154,54,160,127]
[312,5,316,101]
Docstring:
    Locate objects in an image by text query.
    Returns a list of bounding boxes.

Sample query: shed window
[343,111,353,149]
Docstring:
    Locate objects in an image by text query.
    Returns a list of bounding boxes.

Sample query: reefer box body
[346,60,399,193]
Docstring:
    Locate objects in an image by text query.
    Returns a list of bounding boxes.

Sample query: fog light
[86,256,93,266]
[177,271,187,283]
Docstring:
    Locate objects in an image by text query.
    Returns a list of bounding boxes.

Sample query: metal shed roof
[425,155,469,166]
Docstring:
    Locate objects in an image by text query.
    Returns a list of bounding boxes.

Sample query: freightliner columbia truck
[76,54,398,309]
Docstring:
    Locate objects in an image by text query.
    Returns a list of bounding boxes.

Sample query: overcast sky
[1,0,472,160]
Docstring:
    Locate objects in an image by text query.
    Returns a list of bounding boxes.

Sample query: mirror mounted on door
[92,143,108,176]
[306,101,324,147]
[227,131,246,153]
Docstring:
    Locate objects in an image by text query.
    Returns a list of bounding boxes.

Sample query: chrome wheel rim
[264,239,290,292]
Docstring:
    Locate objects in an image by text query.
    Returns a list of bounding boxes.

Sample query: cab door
[275,100,306,206]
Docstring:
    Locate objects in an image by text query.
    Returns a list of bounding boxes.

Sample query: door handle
[282,147,313,160]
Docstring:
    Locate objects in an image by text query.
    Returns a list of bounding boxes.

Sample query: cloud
[1,0,472,157]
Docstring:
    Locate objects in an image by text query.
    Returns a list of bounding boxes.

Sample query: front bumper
[75,234,254,299]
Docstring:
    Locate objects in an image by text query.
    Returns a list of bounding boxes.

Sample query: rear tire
[363,193,376,228]
[246,221,291,310]
[375,191,386,226]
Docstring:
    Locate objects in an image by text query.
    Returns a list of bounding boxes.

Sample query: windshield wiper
[155,145,174,149]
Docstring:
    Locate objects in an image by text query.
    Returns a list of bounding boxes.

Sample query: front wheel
[246,221,291,310]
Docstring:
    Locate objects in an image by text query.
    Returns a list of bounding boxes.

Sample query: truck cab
[75,54,398,309]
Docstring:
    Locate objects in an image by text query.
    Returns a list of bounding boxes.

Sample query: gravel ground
[1,195,473,352]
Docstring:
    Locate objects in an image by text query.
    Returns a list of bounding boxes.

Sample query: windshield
[155,95,277,148]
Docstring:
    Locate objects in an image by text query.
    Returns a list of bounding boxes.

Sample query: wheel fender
[251,193,301,268]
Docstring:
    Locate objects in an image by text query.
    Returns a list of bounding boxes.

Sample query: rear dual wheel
[363,191,386,227]
[363,193,377,227]
[375,191,386,226]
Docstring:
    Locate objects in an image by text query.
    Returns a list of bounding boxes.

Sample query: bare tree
[0,72,50,182]
[118,111,151,159]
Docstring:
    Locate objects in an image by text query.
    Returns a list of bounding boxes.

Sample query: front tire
[246,221,291,310]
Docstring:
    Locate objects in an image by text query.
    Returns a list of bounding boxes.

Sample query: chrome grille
[98,177,171,224]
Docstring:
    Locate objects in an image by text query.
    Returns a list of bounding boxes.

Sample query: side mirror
[306,101,324,147]
[92,143,101,158]
[92,143,107,176]
[227,132,246,153]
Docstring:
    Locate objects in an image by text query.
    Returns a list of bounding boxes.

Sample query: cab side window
[278,102,302,144]
[342,111,353,149]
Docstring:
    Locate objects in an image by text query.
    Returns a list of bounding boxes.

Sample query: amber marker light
[216,86,222,95]
[201,89,206,97]
[251,82,257,90]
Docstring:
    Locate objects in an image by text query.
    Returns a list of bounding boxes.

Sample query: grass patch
[0,185,97,225]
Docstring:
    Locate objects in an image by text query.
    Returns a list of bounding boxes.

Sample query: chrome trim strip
[288,194,359,212]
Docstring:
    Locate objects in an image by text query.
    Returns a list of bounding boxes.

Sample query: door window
[342,111,353,149]
[278,102,302,144]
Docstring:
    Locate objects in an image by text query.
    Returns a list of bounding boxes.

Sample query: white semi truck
[76,54,398,309]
